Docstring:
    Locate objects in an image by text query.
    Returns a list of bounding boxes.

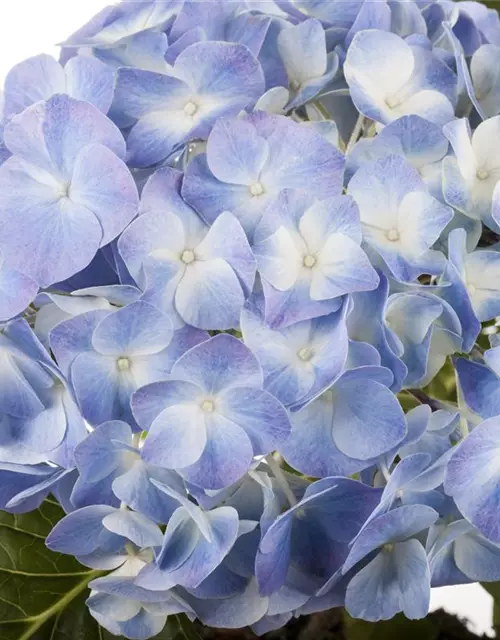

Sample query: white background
[0,1,495,635]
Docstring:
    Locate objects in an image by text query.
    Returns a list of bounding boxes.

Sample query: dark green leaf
[0,500,179,640]
[397,391,421,413]
[176,615,202,640]
[423,358,457,404]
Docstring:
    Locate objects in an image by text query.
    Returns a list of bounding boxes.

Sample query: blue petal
[3,54,65,120]
[175,258,245,330]
[194,211,256,298]
[74,420,133,483]
[92,301,173,357]
[64,55,116,113]
[281,389,372,478]
[3,94,125,175]
[180,412,254,490]
[187,578,269,629]
[206,116,269,185]
[331,370,407,460]
[446,416,500,542]
[46,504,118,555]
[455,357,500,419]
[345,539,431,621]
[218,387,291,455]
[141,402,207,469]
[71,352,133,426]
[170,334,263,394]
[131,379,202,430]
[113,461,184,524]
[344,504,439,573]
[102,510,163,549]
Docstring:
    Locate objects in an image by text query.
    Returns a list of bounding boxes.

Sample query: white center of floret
[201,400,215,413]
[117,357,131,371]
[181,250,195,264]
[476,168,490,181]
[298,347,313,361]
[303,254,317,268]
[57,182,71,199]
[249,182,265,197]
[467,283,477,296]
[386,228,400,242]
[183,101,198,116]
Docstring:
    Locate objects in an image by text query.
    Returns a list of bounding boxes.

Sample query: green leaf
[397,391,420,413]
[176,615,202,640]
[0,500,179,640]
[423,358,457,404]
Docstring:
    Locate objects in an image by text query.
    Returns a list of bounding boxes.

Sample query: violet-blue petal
[345,539,431,621]
[446,416,500,542]
[170,334,263,394]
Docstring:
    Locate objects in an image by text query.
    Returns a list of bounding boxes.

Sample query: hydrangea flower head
[2,1,500,636]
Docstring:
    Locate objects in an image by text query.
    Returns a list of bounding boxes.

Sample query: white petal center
[183,101,198,116]
[181,250,195,264]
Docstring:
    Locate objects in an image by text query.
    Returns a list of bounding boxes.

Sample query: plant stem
[346,112,365,153]
[378,457,391,482]
[266,454,297,507]
[455,369,469,441]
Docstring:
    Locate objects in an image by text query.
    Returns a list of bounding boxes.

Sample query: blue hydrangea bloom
[256,477,382,596]
[60,0,184,58]
[0,318,86,464]
[3,0,500,634]
[113,42,265,167]
[71,420,184,523]
[3,54,115,119]
[348,154,453,282]
[443,116,500,231]
[132,335,291,489]
[0,95,139,287]
[428,518,500,587]
[118,167,255,330]
[253,191,378,327]
[280,366,407,477]
[136,479,240,591]
[241,297,348,409]
[345,30,457,126]
[50,301,205,427]
[346,114,449,200]
[181,111,345,240]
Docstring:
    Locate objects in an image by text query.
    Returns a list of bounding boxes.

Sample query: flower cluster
[3,0,500,637]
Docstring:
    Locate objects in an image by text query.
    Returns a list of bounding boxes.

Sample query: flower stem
[266,454,297,507]
[346,112,365,153]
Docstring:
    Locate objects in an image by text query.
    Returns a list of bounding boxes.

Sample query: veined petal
[64,55,116,113]
[175,258,245,330]
[206,116,269,185]
[141,404,207,469]
[181,411,254,489]
[91,301,172,357]
[0,158,103,287]
[3,94,125,177]
[69,143,139,247]
[312,234,379,300]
